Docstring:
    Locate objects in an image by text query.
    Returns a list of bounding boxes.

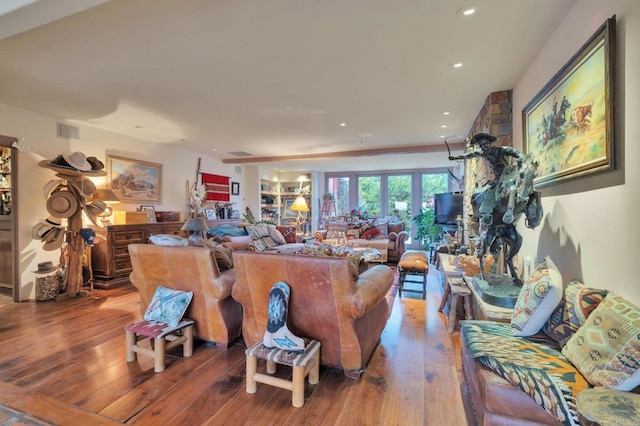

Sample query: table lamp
[181,217,209,242]
[93,188,120,226]
[290,195,309,235]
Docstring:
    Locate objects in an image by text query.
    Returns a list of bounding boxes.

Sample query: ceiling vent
[57,123,79,139]
[235,166,242,174]
[228,151,252,157]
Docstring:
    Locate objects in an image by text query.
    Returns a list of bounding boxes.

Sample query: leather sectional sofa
[231,251,394,378]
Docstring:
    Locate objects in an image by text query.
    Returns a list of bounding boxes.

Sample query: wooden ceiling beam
[222,142,467,164]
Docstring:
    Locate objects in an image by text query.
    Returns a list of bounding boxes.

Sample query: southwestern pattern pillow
[543,281,608,347]
[245,223,278,251]
[562,293,640,391]
[276,225,298,243]
[511,256,563,336]
[144,286,193,327]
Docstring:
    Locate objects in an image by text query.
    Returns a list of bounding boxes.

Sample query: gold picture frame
[107,155,162,203]
[522,16,616,187]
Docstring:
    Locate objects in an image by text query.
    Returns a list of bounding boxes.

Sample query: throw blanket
[461,320,588,425]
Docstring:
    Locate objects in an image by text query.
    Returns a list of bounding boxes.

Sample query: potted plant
[412,207,442,248]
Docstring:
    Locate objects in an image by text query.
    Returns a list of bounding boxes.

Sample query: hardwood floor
[0,267,474,425]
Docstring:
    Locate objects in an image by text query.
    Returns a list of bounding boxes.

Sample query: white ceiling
[0,0,577,172]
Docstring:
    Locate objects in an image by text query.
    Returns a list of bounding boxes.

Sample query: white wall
[514,0,639,301]
[0,102,245,300]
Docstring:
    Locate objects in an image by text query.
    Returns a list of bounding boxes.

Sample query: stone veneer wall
[462,89,513,239]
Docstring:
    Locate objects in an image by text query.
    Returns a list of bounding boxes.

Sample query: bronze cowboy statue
[449,133,543,286]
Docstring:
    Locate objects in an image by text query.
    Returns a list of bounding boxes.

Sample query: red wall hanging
[201,173,230,202]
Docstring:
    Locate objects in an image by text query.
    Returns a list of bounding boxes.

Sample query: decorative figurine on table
[449,133,543,286]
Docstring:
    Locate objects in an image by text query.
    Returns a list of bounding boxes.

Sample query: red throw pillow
[362,228,380,240]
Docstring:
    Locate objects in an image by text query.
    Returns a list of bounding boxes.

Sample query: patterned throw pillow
[362,227,380,240]
[276,225,298,243]
[562,293,640,390]
[144,286,193,327]
[511,256,563,336]
[543,281,608,346]
[245,223,278,251]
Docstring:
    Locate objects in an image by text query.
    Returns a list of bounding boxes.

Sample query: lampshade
[94,188,120,204]
[290,196,309,212]
[181,217,209,232]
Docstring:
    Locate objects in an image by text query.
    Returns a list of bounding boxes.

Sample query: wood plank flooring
[0,267,474,425]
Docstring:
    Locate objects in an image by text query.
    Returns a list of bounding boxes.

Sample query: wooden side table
[438,276,472,333]
[577,387,640,425]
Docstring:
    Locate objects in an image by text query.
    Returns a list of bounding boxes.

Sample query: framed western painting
[523,16,616,188]
[107,155,162,203]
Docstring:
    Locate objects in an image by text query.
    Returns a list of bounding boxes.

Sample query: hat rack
[37,152,107,298]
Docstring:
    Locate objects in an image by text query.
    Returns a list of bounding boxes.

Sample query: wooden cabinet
[91,222,184,288]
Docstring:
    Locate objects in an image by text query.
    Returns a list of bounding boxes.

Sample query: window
[325,169,454,248]
[358,176,380,216]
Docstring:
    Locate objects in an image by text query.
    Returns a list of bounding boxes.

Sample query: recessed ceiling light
[451,62,463,68]
[135,125,142,129]
[443,111,451,115]
[457,6,476,17]
[359,141,366,145]
[339,122,347,127]
[441,125,448,128]
[212,148,217,151]
[440,135,446,138]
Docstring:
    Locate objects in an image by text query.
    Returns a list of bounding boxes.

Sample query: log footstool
[125,319,194,372]
[245,339,321,407]
[398,250,429,299]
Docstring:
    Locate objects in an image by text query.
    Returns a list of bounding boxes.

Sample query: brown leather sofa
[461,333,561,425]
[128,244,243,349]
[231,251,394,378]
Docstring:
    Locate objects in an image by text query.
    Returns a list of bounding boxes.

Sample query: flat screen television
[434,192,463,225]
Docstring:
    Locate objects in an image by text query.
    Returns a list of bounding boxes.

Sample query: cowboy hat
[68,178,97,199]
[32,222,54,240]
[46,190,79,218]
[84,200,108,227]
[38,153,107,177]
[42,226,65,251]
[469,132,498,145]
[42,179,64,200]
[87,156,105,171]
[40,215,63,227]
[62,151,92,171]
[32,261,59,274]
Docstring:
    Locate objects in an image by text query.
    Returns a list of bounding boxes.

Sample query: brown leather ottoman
[398,250,429,299]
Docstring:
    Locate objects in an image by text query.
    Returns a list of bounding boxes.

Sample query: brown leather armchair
[231,251,394,378]
[128,244,243,348]
[387,222,409,262]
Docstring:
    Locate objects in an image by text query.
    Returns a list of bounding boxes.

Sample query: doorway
[0,135,18,301]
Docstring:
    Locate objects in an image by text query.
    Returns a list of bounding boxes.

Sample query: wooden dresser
[91,222,184,288]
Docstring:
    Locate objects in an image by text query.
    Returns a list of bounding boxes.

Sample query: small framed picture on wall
[231,182,240,196]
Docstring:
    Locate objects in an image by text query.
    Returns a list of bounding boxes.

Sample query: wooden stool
[245,339,321,407]
[398,250,429,299]
[125,319,194,372]
[438,277,472,333]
